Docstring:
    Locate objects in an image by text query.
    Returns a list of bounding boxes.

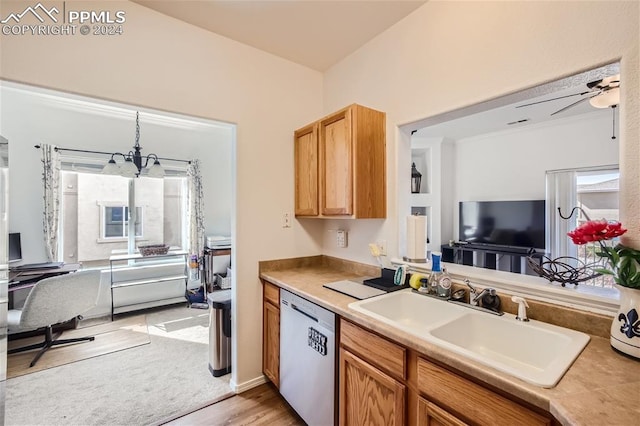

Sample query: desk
[9,263,81,292]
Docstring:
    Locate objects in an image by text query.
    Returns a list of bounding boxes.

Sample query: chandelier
[101,112,165,178]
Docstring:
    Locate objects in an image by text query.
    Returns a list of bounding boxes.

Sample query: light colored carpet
[7,315,150,379]
[5,305,233,425]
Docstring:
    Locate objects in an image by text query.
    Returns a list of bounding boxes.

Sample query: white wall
[322,1,639,263]
[0,84,234,264]
[0,0,325,390]
[455,111,619,202]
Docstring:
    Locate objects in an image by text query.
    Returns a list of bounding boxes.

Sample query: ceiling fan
[516,74,620,116]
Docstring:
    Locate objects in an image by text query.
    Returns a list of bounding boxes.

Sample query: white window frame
[99,203,144,241]
[60,162,190,262]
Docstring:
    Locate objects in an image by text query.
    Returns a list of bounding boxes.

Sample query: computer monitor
[9,232,22,263]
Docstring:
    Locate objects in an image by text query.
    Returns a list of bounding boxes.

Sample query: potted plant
[568,219,640,359]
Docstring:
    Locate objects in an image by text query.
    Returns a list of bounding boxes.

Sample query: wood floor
[163,383,304,426]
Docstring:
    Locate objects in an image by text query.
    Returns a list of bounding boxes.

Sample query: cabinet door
[263,301,280,388]
[417,358,550,426]
[294,124,319,216]
[418,397,468,426]
[340,348,405,426]
[320,109,353,216]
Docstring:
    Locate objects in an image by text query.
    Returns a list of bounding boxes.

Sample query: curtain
[545,169,577,260]
[41,144,61,261]
[187,159,205,257]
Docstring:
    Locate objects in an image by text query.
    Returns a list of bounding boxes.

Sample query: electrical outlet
[337,230,348,248]
[282,212,291,228]
[377,240,387,256]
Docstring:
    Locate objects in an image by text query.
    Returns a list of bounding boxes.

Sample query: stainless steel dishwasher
[280,289,335,426]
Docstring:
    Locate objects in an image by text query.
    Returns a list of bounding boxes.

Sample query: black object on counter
[363,268,409,293]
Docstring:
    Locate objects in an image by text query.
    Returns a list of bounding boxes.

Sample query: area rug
[7,314,150,379]
[5,305,233,425]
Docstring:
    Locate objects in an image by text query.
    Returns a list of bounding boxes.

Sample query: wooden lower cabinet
[416,358,551,426]
[418,397,468,426]
[337,319,553,426]
[262,283,280,388]
[259,290,555,426]
[339,348,405,426]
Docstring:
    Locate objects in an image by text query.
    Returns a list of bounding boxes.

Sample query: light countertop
[260,261,640,426]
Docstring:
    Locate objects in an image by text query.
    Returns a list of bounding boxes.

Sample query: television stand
[441,244,542,275]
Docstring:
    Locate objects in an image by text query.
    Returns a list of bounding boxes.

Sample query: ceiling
[132,0,426,71]
[130,2,620,139]
[412,63,621,140]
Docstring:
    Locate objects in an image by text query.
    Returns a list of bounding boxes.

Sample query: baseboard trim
[230,375,268,393]
[153,390,235,426]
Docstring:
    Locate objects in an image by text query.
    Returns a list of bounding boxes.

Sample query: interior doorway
[0,80,236,423]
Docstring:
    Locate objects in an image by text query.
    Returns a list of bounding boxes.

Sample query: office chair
[8,270,102,367]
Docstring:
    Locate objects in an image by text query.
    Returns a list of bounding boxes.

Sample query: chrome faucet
[464,279,478,305]
[472,287,498,306]
[450,280,504,317]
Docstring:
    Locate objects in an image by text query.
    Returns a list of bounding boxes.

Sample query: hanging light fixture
[102,112,165,178]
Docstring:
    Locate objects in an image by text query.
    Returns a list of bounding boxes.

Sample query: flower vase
[611,285,640,360]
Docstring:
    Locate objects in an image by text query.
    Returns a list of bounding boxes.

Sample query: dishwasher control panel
[280,289,335,331]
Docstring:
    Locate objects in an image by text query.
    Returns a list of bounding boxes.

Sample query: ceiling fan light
[590,87,620,109]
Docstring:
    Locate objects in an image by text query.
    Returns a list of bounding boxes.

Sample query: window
[103,206,143,238]
[61,170,188,268]
[575,169,620,288]
[546,166,619,290]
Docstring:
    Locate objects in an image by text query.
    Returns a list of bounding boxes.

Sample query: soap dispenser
[427,251,443,295]
[512,296,530,321]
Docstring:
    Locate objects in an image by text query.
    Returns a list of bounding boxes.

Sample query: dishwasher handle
[291,303,318,322]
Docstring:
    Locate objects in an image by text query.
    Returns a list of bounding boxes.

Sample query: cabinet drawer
[263,281,280,306]
[417,358,550,426]
[340,319,406,380]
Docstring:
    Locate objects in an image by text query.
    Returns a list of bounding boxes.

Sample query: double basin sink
[348,289,590,388]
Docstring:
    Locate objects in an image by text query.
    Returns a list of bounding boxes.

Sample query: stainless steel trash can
[208,289,231,377]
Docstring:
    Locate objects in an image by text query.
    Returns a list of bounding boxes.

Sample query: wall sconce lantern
[411,162,422,193]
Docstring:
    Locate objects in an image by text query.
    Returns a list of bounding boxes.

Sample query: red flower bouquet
[568,220,640,289]
[567,220,627,245]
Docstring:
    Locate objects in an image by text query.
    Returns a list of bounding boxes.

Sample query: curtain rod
[33,144,191,164]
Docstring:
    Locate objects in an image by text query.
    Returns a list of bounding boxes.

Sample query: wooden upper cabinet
[294,104,386,218]
[294,123,319,216]
[320,108,353,215]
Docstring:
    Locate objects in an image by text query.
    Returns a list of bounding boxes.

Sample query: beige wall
[322,1,639,263]
[0,0,324,389]
[3,0,638,393]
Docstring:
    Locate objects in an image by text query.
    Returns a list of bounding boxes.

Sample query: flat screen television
[459,200,545,250]
[9,232,22,263]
